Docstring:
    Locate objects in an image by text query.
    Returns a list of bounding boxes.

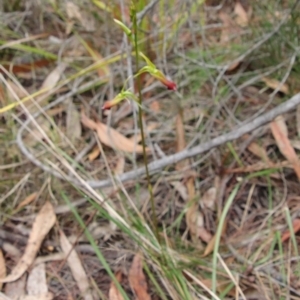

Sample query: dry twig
[16,86,300,188]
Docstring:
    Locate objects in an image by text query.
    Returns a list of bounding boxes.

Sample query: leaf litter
[108,271,124,300]
[3,1,300,299]
[0,201,56,283]
[59,230,94,300]
[128,253,151,300]
[81,110,150,153]
[270,115,300,180]
[26,263,50,297]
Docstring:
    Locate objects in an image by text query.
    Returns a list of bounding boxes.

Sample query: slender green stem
[131,1,160,241]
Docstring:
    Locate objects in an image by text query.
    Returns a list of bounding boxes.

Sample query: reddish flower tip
[102,102,112,110]
[158,75,177,91]
[158,77,177,91]
[166,81,177,91]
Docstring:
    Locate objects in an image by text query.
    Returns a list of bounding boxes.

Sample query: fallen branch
[17,91,300,188]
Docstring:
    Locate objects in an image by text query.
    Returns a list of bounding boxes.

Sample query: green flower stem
[131,1,160,242]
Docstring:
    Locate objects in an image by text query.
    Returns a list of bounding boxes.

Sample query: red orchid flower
[138,52,176,91]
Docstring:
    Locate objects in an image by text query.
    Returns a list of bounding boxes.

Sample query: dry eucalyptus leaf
[262,77,289,94]
[60,230,93,300]
[0,249,6,290]
[247,142,272,163]
[108,271,124,300]
[114,156,125,175]
[0,202,56,283]
[66,98,81,142]
[40,70,62,91]
[26,263,48,295]
[219,12,237,44]
[128,253,151,300]
[186,204,209,243]
[21,61,65,111]
[88,146,101,161]
[175,111,189,170]
[198,227,213,243]
[37,63,66,107]
[270,116,300,180]
[16,192,37,210]
[226,60,240,72]
[170,181,188,201]
[203,218,228,257]
[234,1,249,26]
[81,111,149,153]
[201,187,217,210]
[24,63,66,147]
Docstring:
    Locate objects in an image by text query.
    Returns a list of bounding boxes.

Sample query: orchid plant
[102,19,176,110]
[103,3,176,240]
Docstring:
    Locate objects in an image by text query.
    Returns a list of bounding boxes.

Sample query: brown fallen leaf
[114,156,125,175]
[186,177,215,243]
[23,63,66,147]
[201,187,217,210]
[108,271,124,300]
[281,218,300,243]
[175,109,189,170]
[60,230,93,300]
[16,192,37,210]
[81,111,149,153]
[2,59,53,75]
[234,1,249,27]
[128,253,151,300]
[226,60,241,72]
[170,181,188,201]
[0,201,56,283]
[262,77,289,94]
[270,116,300,180]
[203,219,228,257]
[186,203,212,244]
[26,263,48,295]
[297,105,300,137]
[247,141,272,164]
[0,249,6,290]
[219,12,240,44]
[176,108,204,242]
[37,63,66,108]
[88,146,101,161]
